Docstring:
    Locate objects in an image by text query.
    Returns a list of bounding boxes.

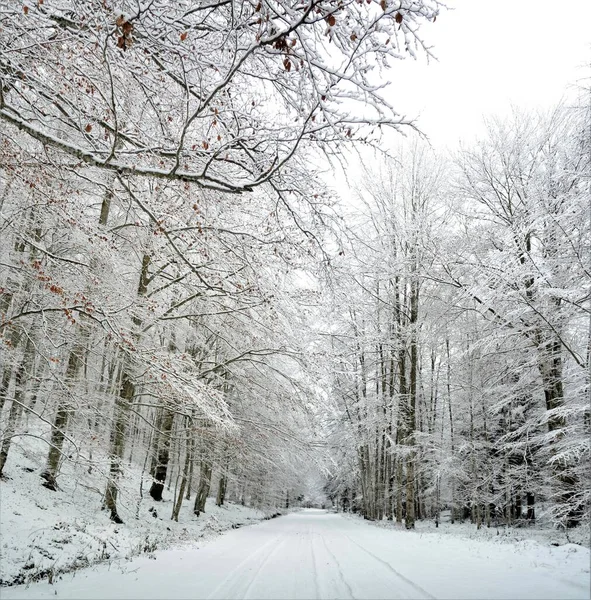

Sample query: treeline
[323,101,590,530]
[1,1,588,533]
[0,0,407,522]
[0,142,324,521]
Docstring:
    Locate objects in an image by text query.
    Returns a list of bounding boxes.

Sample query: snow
[0,437,274,588]
[2,509,589,600]
[1,436,588,599]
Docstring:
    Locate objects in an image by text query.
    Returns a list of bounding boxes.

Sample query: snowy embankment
[0,438,276,588]
[357,510,591,549]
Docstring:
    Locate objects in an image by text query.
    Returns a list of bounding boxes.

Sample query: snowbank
[0,439,273,587]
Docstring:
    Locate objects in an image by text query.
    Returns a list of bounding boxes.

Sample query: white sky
[381,0,591,149]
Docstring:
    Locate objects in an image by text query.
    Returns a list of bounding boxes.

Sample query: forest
[0,1,589,585]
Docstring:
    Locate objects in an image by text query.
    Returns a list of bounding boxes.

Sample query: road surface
[1,509,589,599]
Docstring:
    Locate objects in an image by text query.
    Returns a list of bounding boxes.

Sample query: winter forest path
[1,509,589,600]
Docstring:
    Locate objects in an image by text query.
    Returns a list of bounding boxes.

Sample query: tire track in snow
[309,527,321,600]
[317,532,355,599]
[553,576,590,593]
[341,532,436,600]
[205,532,284,599]
[239,533,290,600]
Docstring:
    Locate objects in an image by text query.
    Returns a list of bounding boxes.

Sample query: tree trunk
[216,473,227,507]
[42,343,85,490]
[185,426,195,501]
[0,327,21,417]
[42,187,112,489]
[216,450,229,507]
[446,337,456,524]
[0,334,34,477]
[395,457,403,523]
[149,408,175,501]
[405,279,419,530]
[526,492,535,522]
[171,419,192,522]
[538,333,582,527]
[103,253,150,523]
[103,371,134,523]
[193,459,212,516]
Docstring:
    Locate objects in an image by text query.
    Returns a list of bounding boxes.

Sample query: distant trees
[325,140,446,527]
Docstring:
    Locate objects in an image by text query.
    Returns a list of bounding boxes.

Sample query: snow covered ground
[0,438,275,588]
[1,438,589,599]
[2,509,589,600]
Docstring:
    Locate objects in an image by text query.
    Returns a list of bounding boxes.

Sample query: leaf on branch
[380,0,387,11]
[327,15,336,27]
[283,58,292,72]
[85,124,92,132]
[23,5,29,15]
[180,32,188,41]
[395,12,403,24]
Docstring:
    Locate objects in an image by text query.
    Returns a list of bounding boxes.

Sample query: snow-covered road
[2,509,589,600]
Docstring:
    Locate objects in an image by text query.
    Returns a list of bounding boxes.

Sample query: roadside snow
[0,438,272,587]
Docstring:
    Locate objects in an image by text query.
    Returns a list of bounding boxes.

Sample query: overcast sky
[382,0,591,149]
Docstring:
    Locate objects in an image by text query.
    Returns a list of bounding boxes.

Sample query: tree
[321,99,590,531]
[1,0,440,192]
[451,107,590,527]
[323,139,446,526]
